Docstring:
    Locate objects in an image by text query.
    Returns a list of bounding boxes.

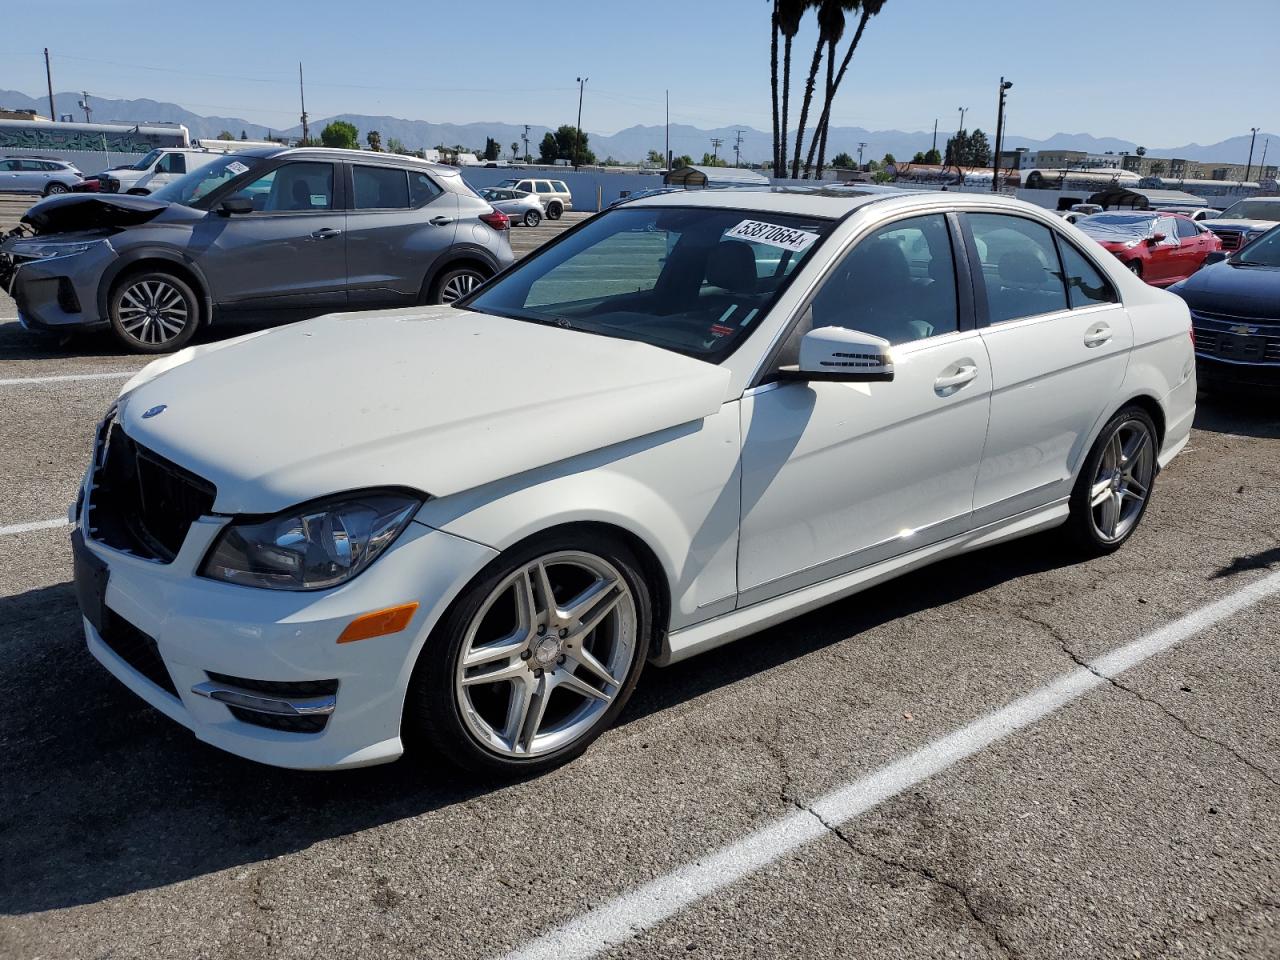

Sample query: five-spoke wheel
[1066,406,1158,553]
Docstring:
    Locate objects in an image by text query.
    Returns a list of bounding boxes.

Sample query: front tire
[108,270,200,353]
[1063,406,1158,555]
[404,530,653,777]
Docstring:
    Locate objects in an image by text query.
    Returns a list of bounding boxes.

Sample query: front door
[192,159,348,311]
[964,212,1134,523]
[737,213,993,605]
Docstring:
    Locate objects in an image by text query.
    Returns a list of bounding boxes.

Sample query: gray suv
[0,157,83,196]
[0,147,514,352]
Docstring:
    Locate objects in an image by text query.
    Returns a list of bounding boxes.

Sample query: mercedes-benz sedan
[74,189,1196,776]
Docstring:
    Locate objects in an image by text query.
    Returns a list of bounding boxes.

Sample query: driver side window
[810,214,959,345]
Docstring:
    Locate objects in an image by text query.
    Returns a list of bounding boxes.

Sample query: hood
[118,308,732,514]
[1171,260,1280,317]
[1201,219,1276,232]
[22,193,172,234]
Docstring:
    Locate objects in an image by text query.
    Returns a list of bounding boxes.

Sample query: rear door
[193,159,348,311]
[344,163,459,307]
[964,211,1133,523]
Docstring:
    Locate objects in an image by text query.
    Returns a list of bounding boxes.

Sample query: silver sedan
[480,187,544,227]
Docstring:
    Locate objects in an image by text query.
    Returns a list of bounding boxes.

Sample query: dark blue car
[1170,225,1280,390]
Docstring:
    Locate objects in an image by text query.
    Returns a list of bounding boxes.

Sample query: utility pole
[298,63,309,145]
[992,77,1013,192]
[931,118,938,155]
[665,89,670,171]
[44,48,56,121]
[857,141,867,168]
[78,92,92,123]
[710,137,723,163]
[733,128,745,167]
[1260,137,1270,180]
[522,124,531,162]
[575,76,588,169]
[1245,126,1260,182]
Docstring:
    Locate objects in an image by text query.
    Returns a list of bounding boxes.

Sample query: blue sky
[2,0,1273,146]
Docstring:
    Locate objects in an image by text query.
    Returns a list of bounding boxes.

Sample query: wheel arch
[421,246,500,301]
[98,250,213,327]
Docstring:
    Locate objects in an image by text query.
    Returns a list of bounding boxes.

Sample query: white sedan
[74,189,1196,775]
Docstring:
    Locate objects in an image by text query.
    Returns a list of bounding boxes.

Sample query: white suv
[498,177,573,218]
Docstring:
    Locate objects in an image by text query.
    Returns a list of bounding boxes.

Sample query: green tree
[831,150,855,168]
[807,1,889,179]
[881,152,895,166]
[967,128,992,166]
[484,137,500,161]
[366,130,382,152]
[911,151,927,163]
[945,129,990,167]
[1135,145,1147,157]
[511,141,520,160]
[538,132,559,164]
[671,154,694,169]
[239,130,248,140]
[700,152,728,167]
[216,130,234,140]
[646,149,665,165]
[387,137,406,155]
[924,147,941,164]
[771,0,808,177]
[550,124,594,166]
[321,120,359,150]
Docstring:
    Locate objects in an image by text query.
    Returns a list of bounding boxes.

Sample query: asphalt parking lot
[2,198,1279,960]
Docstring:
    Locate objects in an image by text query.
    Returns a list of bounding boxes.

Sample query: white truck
[99,140,277,195]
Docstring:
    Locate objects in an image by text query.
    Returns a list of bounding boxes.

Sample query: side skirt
[656,499,1069,666]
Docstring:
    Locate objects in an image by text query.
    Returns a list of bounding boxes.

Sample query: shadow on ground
[1193,391,1280,440]
[0,537,1079,915]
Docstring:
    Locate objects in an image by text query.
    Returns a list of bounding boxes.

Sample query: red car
[1075,211,1222,286]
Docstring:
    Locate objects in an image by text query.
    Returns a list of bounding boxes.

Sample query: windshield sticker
[225,160,249,176]
[725,219,820,252]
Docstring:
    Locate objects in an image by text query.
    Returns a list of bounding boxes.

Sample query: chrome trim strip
[190,681,336,717]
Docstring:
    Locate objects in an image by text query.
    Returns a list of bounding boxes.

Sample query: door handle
[1083,323,1113,348]
[934,364,978,392]
[310,227,342,240]
[429,216,454,226]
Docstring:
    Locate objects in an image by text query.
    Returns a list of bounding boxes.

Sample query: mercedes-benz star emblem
[141,404,167,419]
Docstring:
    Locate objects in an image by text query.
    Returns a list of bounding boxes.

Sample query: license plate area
[72,529,110,634]
[1218,332,1265,361]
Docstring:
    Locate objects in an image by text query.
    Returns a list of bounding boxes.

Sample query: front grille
[87,416,217,562]
[99,609,178,698]
[1192,311,1280,366]
[1213,230,1242,251]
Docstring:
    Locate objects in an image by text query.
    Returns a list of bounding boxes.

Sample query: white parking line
[502,568,1280,960]
[0,516,69,537]
[0,371,137,387]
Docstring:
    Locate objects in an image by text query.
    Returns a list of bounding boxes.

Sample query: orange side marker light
[337,602,419,644]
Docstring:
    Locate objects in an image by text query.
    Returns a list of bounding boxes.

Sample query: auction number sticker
[725,219,820,252]
[225,160,249,176]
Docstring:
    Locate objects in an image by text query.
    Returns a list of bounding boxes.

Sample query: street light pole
[992,77,1012,192]
[1245,126,1259,182]
[575,77,588,169]
[951,107,966,167]
[857,141,867,168]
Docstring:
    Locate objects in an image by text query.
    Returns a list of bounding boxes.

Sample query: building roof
[664,165,770,187]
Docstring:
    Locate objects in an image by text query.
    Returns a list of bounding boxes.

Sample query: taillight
[1189,328,1195,347]
[479,209,509,231]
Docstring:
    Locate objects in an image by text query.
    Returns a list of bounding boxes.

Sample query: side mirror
[218,197,253,216]
[1148,232,1166,244]
[1204,250,1228,265]
[779,326,894,383]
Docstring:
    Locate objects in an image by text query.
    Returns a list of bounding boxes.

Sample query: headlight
[200,490,423,591]
[1245,230,1265,241]
[12,238,107,260]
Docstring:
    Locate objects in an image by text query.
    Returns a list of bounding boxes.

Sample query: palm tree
[790,0,828,179]
[770,2,781,177]
[810,0,884,178]
[774,0,807,178]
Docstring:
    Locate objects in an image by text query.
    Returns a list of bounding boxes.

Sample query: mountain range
[3,89,1274,166]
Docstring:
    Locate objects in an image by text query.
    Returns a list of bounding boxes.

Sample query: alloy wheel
[454,550,637,758]
[524,210,541,227]
[1089,418,1154,543]
[46,183,69,195]
[117,278,191,346]
[441,272,481,303]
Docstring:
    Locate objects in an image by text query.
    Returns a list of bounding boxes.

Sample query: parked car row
[1,147,515,351]
[1074,211,1222,286]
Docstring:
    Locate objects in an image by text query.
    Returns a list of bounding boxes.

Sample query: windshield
[1215,200,1280,222]
[1232,225,1280,265]
[463,205,832,360]
[149,154,266,208]
[1077,213,1155,241]
[130,149,164,171]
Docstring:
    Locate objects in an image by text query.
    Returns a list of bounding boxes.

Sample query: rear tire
[1062,406,1159,556]
[1125,260,1143,278]
[523,209,542,227]
[107,270,200,353]
[44,182,69,196]
[429,266,488,305]
[546,202,562,220]
[403,529,653,778]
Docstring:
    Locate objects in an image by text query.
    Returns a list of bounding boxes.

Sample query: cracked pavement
[2,261,1280,957]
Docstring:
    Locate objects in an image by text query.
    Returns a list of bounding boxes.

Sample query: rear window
[553,181,569,193]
